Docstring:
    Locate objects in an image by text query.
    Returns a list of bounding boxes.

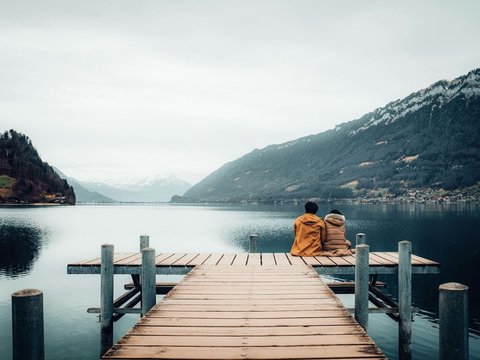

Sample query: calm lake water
[0,203,479,359]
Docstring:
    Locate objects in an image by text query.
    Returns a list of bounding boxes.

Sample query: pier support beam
[141,247,156,316]
[249,234,258,253]
[439,282,469,360]
[356,233,366,246]
[398,240,412,360]
[12,289,44,360]
[100,244,114,356]
[355,243,369,330]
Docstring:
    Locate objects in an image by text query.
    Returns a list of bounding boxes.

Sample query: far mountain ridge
[181,68,480,203]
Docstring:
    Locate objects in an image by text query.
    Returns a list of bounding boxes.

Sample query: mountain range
[180,68,480,203]
[54,170,191,203]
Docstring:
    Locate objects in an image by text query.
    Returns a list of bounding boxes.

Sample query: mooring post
[356,233,366,246]
[141,247,156,316]
[140,235,149,252]
[12,289,44,360]
[439,282,469,360]
[249,234,258,253]
[398,240,412,360]
[100,244,114,356]
[355,243,369,330]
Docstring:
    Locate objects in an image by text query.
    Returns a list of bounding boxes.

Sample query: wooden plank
[202,253,224,265]
[178,253,200,266]
[247,253,261,266]
[103,344,384,359]
[370,252,396,265]
[129,324,365,336]
[216,254,236,265]
[327,256,352,266]
[161,253,188,266]
[146,310,349,319]
[231,253,248,265]
[285,253,306,265]
[164,293,335,300]
[411,254,439,265]
[300,256,321,266]
[273,253,290,266]
[114,253,142,265]
[118,334,374,347]
[187,253,211,266]
[314,256,337,266]
[261,253,276,266]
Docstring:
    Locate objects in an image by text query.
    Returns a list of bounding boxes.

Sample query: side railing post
[439,282,469,360]
[141,247,156,316]
[398,240,412,360]
[249,234,258,253]
[100,244,114,356]
[356,233,366,246]
[355,243,369,330]
[12,289,44,360]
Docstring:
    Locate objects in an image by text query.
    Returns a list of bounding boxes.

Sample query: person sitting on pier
[290,201,326,257]
[321,209,353,257]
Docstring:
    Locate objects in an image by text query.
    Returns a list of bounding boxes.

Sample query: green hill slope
[0,130,75,205]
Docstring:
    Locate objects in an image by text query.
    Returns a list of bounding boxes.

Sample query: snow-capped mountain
[349,69,480,136]
[182,68,480,202]
[82,175,192,202]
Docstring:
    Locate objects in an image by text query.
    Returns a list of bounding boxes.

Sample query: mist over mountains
[181,68,480,203]
[55,171,191,203]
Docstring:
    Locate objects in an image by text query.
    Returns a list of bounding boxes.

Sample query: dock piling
[439,282,469,360]
[249,234,258,253]
[141,247,156,316]
[356,233,366,246]
[398,240,412,360]
[140,234,149,251]
[355,243,369,330]
[12,289,44,360]
[100,244,114,356]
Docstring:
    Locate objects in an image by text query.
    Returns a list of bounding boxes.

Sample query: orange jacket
[290,213,326,256]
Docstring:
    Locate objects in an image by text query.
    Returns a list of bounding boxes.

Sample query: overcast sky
[1,0,479,184]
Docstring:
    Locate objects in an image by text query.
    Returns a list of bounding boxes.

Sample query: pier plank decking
[68,252,440,275]
[102,264,386,359]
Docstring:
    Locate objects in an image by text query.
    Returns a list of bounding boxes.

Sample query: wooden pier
[68,251,439,275]
[67,248,441,359]
[102,264,386,359]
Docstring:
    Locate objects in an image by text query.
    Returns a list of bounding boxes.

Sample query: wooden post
[140,235,149,252]
[100,244,114,356]
[439,282,469,360]
[354,243,369,330]
[398,240,412,360]
[249,234,258,253]
[356,233,366,246]
[12,289,44,360]
[141,247,156,316]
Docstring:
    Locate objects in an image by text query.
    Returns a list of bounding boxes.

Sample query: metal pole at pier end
[356,233,366,246]
[398,240,412,360]
[249,234,258,253]
[355,243,369,330]
[439,282,469,360]
[100,244,114,356]
[140,235,149,252]
[141,247,156,316]
[12,289,44,360]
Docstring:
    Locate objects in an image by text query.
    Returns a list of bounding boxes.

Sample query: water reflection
[0,220,46,278]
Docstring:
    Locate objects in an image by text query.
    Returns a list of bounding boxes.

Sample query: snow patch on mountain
[349,69,480,136]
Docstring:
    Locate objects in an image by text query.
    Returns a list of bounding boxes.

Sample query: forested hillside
[181,69,480,203]
[0,130,75,204]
